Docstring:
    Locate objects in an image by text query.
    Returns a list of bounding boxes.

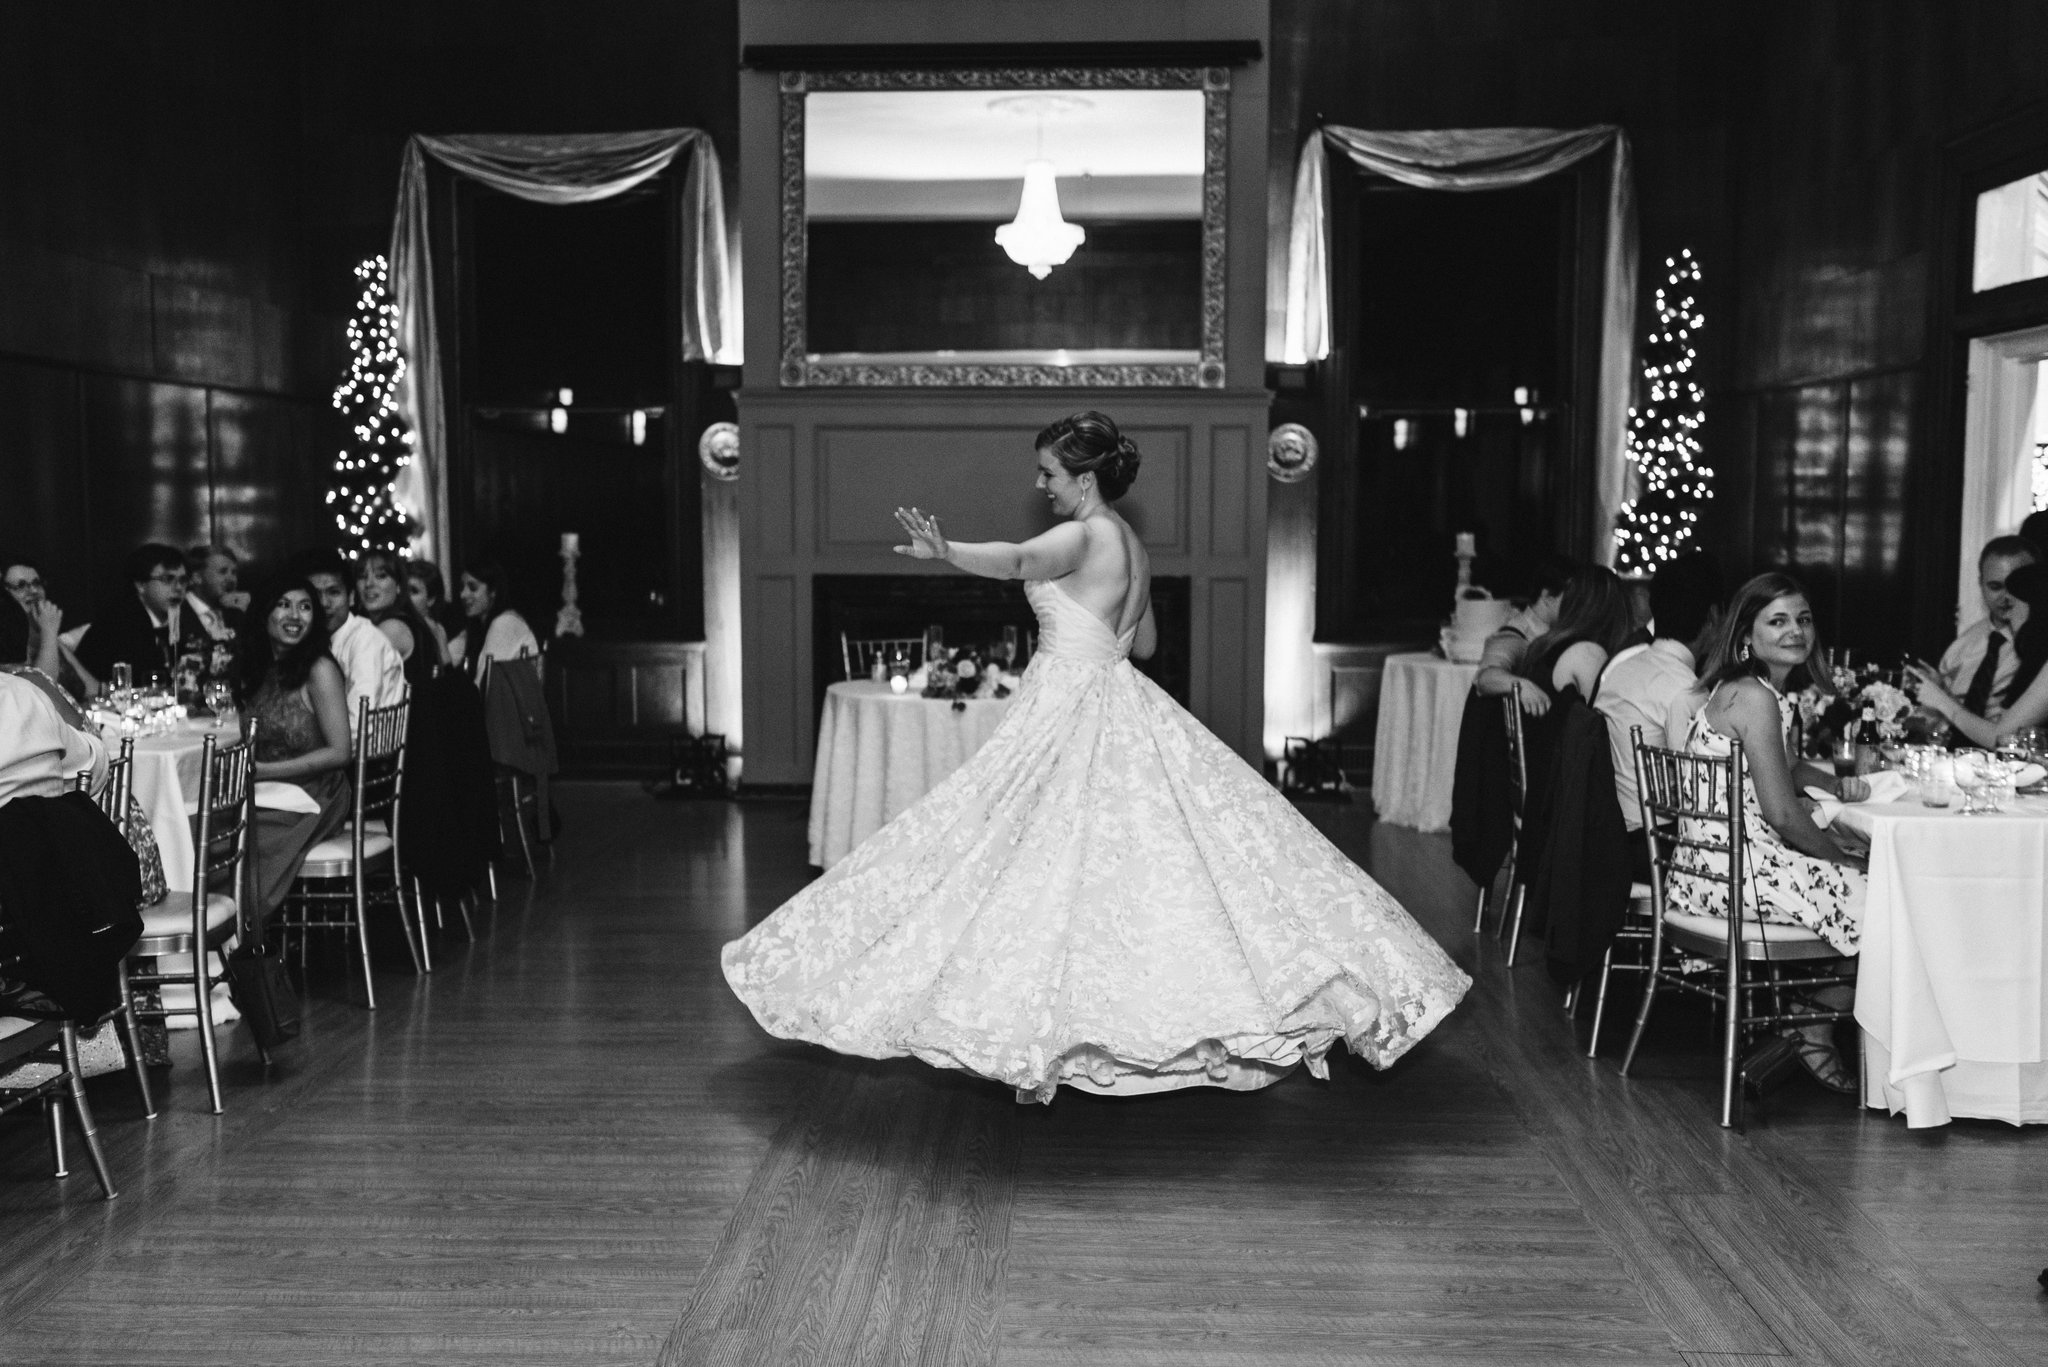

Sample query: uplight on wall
[1392,418,1414,450]
[631,410,648,447]
[549,407,568,434]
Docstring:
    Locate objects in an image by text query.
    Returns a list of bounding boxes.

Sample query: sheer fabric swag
[1279,126,1638,563]
[388,130,740,562]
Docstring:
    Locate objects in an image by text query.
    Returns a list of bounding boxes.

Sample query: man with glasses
[76,544,204,689]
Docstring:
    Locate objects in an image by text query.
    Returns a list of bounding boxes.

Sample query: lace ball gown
[723,578,1472,1102]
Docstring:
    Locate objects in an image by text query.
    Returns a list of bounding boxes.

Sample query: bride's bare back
[1054,509,1150,639]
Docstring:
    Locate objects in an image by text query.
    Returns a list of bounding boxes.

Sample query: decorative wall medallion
[779,66,1229,390]
[699,422,741,481]
[1267,423,1318,483]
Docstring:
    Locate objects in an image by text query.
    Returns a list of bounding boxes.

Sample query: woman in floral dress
[1669,571,1867,1090]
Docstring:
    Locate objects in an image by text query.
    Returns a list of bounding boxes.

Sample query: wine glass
[923,625,945,670]
[995,625,1019,670]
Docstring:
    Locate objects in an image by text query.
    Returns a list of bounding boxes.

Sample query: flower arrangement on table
[919,646,1016,712]
[1794,662,1917,751]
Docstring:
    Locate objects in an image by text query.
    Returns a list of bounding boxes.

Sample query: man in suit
[1933,534,2040,730]
[76,544,203,688]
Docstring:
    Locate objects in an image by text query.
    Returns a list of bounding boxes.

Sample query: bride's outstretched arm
[893,507,1086,580]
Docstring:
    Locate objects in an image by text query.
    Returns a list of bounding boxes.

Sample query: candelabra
[556,532,585,638]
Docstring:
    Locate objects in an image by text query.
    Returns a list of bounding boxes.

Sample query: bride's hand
[893,506,948,561]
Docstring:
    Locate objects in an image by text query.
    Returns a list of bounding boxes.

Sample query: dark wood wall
[1271,0,2048,661]
[1267,0,1738,641]
[1718,0,2048,656]
[0,5,340,614]
[2,1,739,626]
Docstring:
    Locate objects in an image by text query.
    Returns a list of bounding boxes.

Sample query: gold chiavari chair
[478,651,548,883]
[74,737,155,1117]
[281,695,421,1008]
[126,730,254,1115]
[1621,727,1855,1128]
[840,634,924,682]
[1495,696,1535,964]
[0,1017,116,1199]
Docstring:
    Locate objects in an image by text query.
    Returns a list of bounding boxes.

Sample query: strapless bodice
[1026,579,1136,664]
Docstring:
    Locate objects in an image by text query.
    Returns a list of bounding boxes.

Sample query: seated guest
[1674,571,1865,1091]
[1930,534,2039,732]
[236,578,352,916]
[1595,550,1724,831]
[1514,566,1635,711]
[184,543,248,640]
[1908,561,2048,748]
[290,549,403,739]
[0,669,106,806]
[448,560,539,678]
[1474,554,1577,714]
[3,557,99,699]
[76,543,203,688]
[403,559,458,662]
[355,549,443,691]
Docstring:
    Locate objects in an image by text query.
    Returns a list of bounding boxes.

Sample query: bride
[722,411,1470,1102]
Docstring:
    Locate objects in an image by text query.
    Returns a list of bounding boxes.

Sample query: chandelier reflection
[996,159,1085,280]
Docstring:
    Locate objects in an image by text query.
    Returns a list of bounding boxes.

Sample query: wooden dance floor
[2,783,2043,1365]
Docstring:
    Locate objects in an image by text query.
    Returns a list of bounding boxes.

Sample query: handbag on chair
[223,805,300,1051]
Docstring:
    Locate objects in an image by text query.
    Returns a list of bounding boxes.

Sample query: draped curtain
[388,130,740,564]
[1279,126,1638,563]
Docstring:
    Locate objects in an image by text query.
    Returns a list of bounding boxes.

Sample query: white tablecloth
[1370,652,1479,833]
[807,681,1014,868]
[129,724,217,893]
[1833,798,2048,1127]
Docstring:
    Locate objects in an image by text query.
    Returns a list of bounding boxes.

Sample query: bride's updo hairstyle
[1036,410,1142,501]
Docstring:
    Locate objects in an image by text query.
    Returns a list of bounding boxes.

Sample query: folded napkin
[1805,769,1910,828]
[2010,762,2047,789]
[253,780,321,813]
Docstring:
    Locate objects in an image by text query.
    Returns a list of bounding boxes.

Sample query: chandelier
[996,159,1085,280]
[989,95,1090,280]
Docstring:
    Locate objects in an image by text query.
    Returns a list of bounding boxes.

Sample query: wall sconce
[1453,407,1470,438]
[631,410,647,447]
[1392,418,1414,450]
[549,407,568,434]
[557,387,575,406]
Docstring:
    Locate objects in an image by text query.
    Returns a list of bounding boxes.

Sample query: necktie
[1963,631,2005,717]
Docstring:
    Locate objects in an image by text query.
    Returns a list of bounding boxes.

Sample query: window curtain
[387,130,740,564]
[1279,126,1638,564]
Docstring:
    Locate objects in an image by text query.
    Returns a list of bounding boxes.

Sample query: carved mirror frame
[780,65,1229,389]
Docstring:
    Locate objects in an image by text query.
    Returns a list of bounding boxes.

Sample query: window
[1973,170,2048,292]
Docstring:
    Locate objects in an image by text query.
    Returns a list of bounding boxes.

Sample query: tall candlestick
[556,540,585,638]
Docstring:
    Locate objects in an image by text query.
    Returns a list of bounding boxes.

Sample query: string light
[328,255,414,555]
[1613,249,1714,573]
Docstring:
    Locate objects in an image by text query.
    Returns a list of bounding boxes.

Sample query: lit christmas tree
[1612,249,1712,573]
[328,255,414,554]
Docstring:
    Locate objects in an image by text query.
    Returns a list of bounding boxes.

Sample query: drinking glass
[203,681,236,730]
[995,626,1019,669]
[1956,753,2013,815]
[110,662,133,696]
[1829,734,1859,780]
[923,625,945,669]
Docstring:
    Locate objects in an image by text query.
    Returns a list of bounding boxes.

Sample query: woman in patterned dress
[1670,571,1867,1090]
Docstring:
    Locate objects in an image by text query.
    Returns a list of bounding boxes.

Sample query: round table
[1370,652,1480,833]
[1832,796,2048,1127]
[807,681,1015,868]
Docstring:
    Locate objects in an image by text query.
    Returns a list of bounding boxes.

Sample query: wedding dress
[722,578,1471,1102]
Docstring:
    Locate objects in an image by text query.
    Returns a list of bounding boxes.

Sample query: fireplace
[811,573,1190,722]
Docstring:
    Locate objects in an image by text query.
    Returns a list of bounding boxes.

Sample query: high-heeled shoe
[1789,1032,1858,1094]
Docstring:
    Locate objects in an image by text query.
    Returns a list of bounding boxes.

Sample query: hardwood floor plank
[3,787,2042,1366]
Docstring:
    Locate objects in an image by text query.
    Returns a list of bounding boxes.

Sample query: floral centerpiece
[921,645,1016,712]
[1795,662,1916,751]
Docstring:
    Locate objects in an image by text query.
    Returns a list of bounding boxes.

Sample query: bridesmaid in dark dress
[236,578,352,915]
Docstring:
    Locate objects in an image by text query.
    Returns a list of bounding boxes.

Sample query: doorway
[1959,322,2048,625]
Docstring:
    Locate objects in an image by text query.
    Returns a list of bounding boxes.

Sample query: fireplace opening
[810,574,1190,724]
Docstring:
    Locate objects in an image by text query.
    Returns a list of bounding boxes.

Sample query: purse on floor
[224,940,300,1050]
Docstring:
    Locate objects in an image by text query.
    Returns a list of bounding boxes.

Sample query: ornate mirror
[780,66,1228,388]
